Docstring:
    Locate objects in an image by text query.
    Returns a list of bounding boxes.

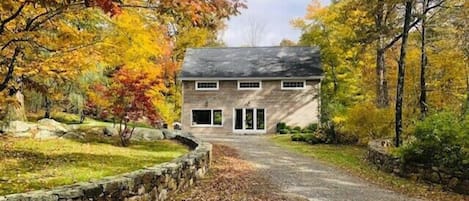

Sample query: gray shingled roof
[180,46,323,80]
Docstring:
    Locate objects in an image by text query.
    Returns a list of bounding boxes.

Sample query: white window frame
[190,109,223,127]
[195,81,219,91]
[237,80,262,90]
[232,108,267,134]
[281,80,306,90]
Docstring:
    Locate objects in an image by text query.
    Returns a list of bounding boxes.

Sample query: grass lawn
[0,136,188,196]
[271,135,468,201]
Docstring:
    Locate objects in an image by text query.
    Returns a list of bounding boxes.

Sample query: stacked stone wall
[367,139,469,195]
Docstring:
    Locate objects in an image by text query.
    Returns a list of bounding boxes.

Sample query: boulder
[103,126,119,136]
[454,179,469,195]
[37,119,71,133]
[61,132,85,140]
[4,121,37,133]
[162,129,177,139]
[35,130,60,139]
[69,124,82,130]
[12,131,34,138]
[85,127,105,135]
[131,128,164,141]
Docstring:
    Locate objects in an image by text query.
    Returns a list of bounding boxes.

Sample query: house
[179,46,323,134]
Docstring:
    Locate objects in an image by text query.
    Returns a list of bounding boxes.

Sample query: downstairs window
[192,109,223,126]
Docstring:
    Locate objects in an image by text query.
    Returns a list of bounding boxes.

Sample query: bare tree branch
[0,2,29,34]
[27,9,64,31]
[0,47,21,92]
[1,39,29,51]
[382,0,445,51]
[24,2,85,31]
[120,4,162,9]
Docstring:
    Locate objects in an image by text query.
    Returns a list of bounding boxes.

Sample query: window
[192,109,223,126]
[195,81,219,90]
[238,81,261,90]
[281,80,306,90]
[233,108,266,132]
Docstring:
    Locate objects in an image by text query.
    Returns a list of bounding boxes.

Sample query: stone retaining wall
[0,134,212,201]
[367,139,469,195]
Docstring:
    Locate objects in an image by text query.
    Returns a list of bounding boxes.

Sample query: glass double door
[234,108,265,133]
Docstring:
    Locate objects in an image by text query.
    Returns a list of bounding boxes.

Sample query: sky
[222,0,331,47]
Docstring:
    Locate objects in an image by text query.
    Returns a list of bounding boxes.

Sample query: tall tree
[452,0,469,114]
[419,0,429,118]
[343,0,444,108]
[374,0,398,108]
[395,0,414,147]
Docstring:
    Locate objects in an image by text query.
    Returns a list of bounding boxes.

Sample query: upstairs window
[281,80,306,90]
[195,81,219,90]
[238,81,261,90]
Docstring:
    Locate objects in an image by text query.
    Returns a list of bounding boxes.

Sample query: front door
[233,108,266,133]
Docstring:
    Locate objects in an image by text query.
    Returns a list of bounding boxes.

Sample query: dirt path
[195,134,422,201]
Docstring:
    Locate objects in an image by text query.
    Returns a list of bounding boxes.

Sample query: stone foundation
[367,139,469,195]
[0,134,212,201]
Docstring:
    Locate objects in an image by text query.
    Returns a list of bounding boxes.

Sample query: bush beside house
[277,122,318,135]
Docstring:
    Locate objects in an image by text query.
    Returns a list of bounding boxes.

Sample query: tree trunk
[6,89,27,122]
[79,111,85,124]
[395,0,413,147]
[419,0,429,119]
[44,96,51,119]
[330,63,339,93]
[375,0,389,108]
[376,49,389,107]
[462,8,469,116]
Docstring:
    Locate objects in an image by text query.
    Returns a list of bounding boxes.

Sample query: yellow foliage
[337,102,394,145]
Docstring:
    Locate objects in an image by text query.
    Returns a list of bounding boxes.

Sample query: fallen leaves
[169,144,305,201]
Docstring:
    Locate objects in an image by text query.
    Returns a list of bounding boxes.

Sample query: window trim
[232,108,267,134]
[237,80,262,90]
[281,80,306,90]
[195,81,219,91]
[190,109,223,127]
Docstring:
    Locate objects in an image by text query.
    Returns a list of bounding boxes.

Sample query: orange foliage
[92,0,122,16]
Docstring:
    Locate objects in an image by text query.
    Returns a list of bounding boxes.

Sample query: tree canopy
[295,0,468,144]
[0,0,246,130]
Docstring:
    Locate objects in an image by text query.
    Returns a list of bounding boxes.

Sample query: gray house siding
[181,80,320,134]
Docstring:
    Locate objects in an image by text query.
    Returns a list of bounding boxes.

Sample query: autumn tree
[279,39,296,47]
[294,0,369,135]
[0,0,121,122]
[451,0,469,114]
[296,0,465,145]
[1,0,245,125]
[98,68,160,146]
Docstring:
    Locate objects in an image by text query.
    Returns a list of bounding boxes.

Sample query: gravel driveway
[195,134,422,201]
